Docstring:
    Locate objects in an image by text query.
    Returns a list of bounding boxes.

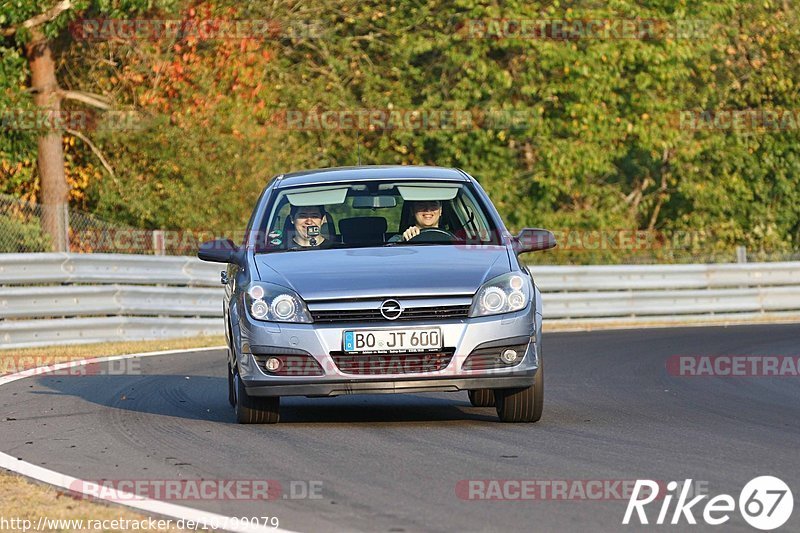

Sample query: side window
[453,190,492,241]
[390,197,409,234]
[271,201,290,235]
[264,200,291,248]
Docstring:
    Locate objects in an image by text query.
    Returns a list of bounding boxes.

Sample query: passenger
[398,200,443,241]
[288,205,331,248]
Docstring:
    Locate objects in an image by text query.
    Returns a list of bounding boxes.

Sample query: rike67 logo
[623,476,794,530]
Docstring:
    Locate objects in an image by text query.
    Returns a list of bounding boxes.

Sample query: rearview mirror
[198,239,245,265]
[513,228,557,254]
[352,196,397,208]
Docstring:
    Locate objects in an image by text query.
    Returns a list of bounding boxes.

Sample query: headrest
[339,217,388,244]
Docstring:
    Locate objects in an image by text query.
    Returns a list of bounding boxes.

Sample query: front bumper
[233,304,539,398]
[243,371,537,397]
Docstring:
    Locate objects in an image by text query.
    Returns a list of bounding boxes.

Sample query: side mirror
[513,228,557,254]
[198,239,245,265]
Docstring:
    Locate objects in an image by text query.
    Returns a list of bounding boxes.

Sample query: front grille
[311,305,470,323]
[330,349,455,375]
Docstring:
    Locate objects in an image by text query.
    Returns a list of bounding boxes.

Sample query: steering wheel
[407,228,456,243]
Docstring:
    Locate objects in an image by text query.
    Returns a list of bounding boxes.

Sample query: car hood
[254,246,511,300]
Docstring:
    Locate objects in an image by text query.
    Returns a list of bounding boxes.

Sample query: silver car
[199,166,555,423]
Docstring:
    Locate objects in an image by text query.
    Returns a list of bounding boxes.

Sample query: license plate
[343,328,442,354]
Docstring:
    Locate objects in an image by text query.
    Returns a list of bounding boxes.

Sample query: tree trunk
[25,36,68,252]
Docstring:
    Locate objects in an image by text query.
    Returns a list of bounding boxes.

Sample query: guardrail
[1,254,799,348]
[531,263,800,323]
[0,254,223,348]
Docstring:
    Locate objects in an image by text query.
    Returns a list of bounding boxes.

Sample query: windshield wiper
[324,242,391,249]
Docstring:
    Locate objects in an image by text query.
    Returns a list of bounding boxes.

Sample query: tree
[0,0,174,250]
[3,0,798,262]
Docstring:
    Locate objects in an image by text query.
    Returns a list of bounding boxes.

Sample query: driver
[399,200,443,241]
[289,205,331,248]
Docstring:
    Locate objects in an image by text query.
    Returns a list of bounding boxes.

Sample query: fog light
[265,357,282,372]
[500,349,518,365]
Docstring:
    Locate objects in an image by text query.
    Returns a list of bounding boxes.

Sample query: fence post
[736,245,747,263]
[63,203,70,252]
[152,230,166,256]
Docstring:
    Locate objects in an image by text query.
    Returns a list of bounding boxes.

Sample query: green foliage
[0,44,37,164]
[255,0,800,261]
[1,0,799,261]
[0,0,177,195]
[0,213,50,252]
[88,112,275,230]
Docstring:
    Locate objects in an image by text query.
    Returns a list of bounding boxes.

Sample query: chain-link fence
[0,194,204,255]
[0,194,52,253]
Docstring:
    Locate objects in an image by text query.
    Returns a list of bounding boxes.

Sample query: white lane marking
[0,346,296,533]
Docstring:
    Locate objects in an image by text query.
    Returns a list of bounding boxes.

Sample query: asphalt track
[1,324,799,532]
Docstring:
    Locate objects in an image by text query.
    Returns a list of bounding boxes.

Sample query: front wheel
[495,359,543,423]
[234,371,280,424]
[227,361,236,407]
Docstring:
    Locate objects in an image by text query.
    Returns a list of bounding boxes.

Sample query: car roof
[273,165,470,188]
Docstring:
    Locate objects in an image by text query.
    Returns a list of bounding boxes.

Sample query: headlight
[250,299,269,319]
[469,272,531,317]
[244,282,312,323]
[272,294,297,321]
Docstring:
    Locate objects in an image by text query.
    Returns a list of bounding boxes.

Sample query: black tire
[468,389,496,407]
[495,360,543,423]
[227,361,236,407]
[234,371,280,424]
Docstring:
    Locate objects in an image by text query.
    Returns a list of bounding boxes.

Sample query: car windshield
[255,180,501,252]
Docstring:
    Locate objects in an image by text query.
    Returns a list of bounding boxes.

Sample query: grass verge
[1,336,225,373]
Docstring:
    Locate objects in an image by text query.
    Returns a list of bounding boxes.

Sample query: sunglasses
[294,211,323,220]
[414,202,441,212]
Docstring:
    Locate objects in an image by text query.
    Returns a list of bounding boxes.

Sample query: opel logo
[380,299,403,320]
